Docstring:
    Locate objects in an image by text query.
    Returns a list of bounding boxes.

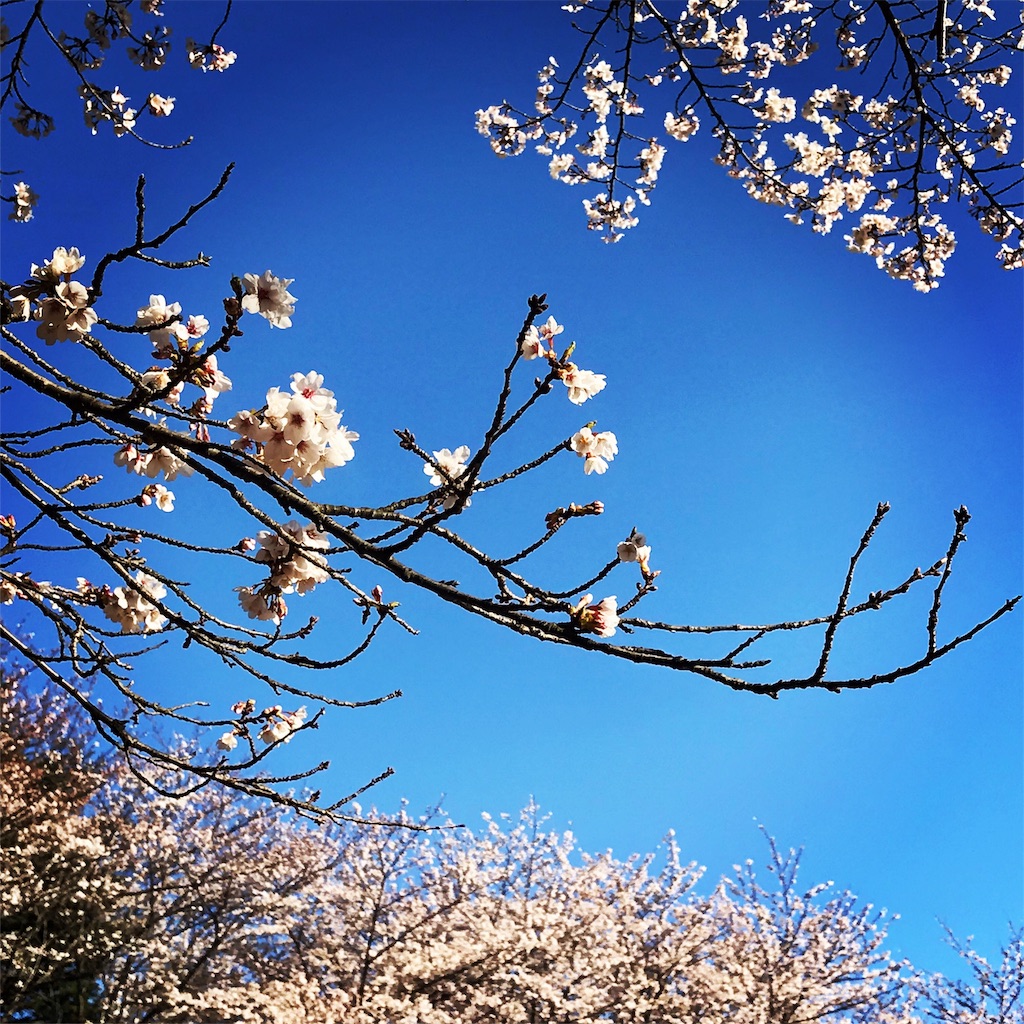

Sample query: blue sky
[2,1,1021,982]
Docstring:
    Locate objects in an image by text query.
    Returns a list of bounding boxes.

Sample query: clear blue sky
[2,1,1021,981]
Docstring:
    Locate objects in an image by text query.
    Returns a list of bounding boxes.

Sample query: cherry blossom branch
[478,0,1023,285]
[2,173,1017,817]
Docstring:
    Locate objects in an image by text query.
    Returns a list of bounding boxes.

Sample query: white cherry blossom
[424,445,473,509]
[241,271,296,329]
[560,364,606,405]
[571,426,618,474]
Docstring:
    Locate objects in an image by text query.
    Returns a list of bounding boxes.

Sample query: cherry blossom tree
[0,1,1019,819]
[4,660,1022,1023]
[478,0,1024,290]
[924,928,1024,1024]
[1,647,115,1021]
[0,646,342,1022]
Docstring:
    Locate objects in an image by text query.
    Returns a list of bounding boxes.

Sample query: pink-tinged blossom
[237,587,285,625]
[135,294,181,329]
[521,316,565,359]
[258,706,306,744]
[196,354,232,404]
[114,444,149,475]
[239,523,330,624]
[35,282,98,344]
[289,371,333,406]
[241,271,295,329]
[520,327,547,360]
[143,447,193,482]
[537,315,564,346]
[560,364,606,405]
[572,593,620,637]
[571,427,618,474]
[618,532,655,578]
[184,314,209,338]
[665,111,700,141]
[139,484,175,512]
[101,572,167,633]
[229,373,356,485]
[617,534,651,566]
[140,368,172,393]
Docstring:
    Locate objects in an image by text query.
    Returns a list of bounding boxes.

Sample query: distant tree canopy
[2,656,1021,1024]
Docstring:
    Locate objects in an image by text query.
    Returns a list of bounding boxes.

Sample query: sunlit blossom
[241,271,296,329]
[571,427,618,474]
[560,364,606,405]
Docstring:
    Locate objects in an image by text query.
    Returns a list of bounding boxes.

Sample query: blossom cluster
[79,82,137,137]
[80,572,169,634]
[216,702,307,750]
[229,372,358,487]
[7,181,38,223]
[137,483,175,512]
[4,0,231,164]
[520,315,607,406]
[131,292,236,426]
[114,443,193,482]
[570,426,618,474]
[133,293,231,414]
[254,522,330,595]
[258,705,307,744]
[519,313,618,476]
[5,247,98,344]
[237,521,331,625]
[8,103,55,140]
[186,39,237,72]
[480,1,1024,283]
[423,445,473,510]
[14,673,979,1024]
[0,572,46,607]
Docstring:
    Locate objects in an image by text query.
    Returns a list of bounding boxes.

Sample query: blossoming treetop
[477,0,1023,290]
